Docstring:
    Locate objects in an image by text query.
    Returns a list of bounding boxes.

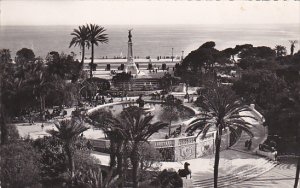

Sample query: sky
[0,1,300,26]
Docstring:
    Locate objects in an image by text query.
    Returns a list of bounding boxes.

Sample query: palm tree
[295,144,300,188]
[186,86,254,188]
[87,24,108,78]
[120,106,168,188]
[69,25,90,65]
[294,116,300,188]
[89,107,167,188]
[88,109,127,187]
[289,40,298,56]
[47,116,88,184]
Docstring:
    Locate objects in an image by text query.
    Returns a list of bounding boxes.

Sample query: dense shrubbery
[33,136,101,187]
[0,48,84,119]
[0,141,42,188]
[112,72,132,83]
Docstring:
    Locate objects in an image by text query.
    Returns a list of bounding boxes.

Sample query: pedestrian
[41,123,44,130]
[245,140,249,148]
[247,139,252,150]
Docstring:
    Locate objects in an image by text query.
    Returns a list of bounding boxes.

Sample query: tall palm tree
[294,112,300,188]
[87,24,108,78]
[69,25,90,65]
[186,86,254,188]
[88,109,127,187]
[47,116,88,184]
[295,134,300,188]
[289,40,298,56]
[120,106,168,188]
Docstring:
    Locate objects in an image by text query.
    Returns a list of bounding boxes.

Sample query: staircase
[112,78,161,91]
[192,159,278,188]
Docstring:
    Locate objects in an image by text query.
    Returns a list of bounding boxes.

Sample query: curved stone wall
[87,101,230,162]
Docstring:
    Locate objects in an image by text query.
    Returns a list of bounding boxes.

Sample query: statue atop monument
[128,29,133,42]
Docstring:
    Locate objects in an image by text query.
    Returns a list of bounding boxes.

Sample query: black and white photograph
[0,1,300,187]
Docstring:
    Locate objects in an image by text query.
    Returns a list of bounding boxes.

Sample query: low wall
[90,129,230,162]
[256,150,277,161]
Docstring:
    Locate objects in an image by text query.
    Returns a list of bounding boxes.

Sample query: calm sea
[0,24,299,59]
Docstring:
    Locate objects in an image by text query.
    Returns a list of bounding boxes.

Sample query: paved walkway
[230,158,298,188]
[231,110,267,154]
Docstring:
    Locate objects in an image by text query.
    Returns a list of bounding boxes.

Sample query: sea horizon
[1,24,299,59]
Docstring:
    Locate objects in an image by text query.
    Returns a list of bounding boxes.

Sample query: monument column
[125,29,139,75]
[127,30,133,61]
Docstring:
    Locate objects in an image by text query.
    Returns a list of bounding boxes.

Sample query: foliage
[138,143,162,182]
[33,136,102,187]
[231,69,294,135]
[274,45,287,57]
[232,70,287,108]
[159,73,178,92]
[73,149,103,188]
[47,116,89,184]
[0,141,41,188]
[16,48,35,64]
[175,41,232,86]
[160,95,187,137]
[1,48,82,117]
[80,77,110,100]
[33,136,68,186]
[112,72,132,83]
[150,169,182,188]
[46,52,82,82]
[0,49,12,144]
[89,107,168,188]
[179,41,220,73]
[88,109,126,187]
[88,77,110,92]
[238,46,276,59]
[6,123,20,142]
[119,107,168,188]
[237,46,276,70]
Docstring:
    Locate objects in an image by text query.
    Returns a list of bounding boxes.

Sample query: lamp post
[181,50,184,60]
[171,48,174,62]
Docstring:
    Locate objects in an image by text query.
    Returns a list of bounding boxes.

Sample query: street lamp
[172,48,174,62]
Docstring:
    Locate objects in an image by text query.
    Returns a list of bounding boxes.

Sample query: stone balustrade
[90,129,230,162]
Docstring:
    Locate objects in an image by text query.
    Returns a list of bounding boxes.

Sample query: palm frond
[186,120,207,133]
[200,123,214,139]
[231,124,254,138]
